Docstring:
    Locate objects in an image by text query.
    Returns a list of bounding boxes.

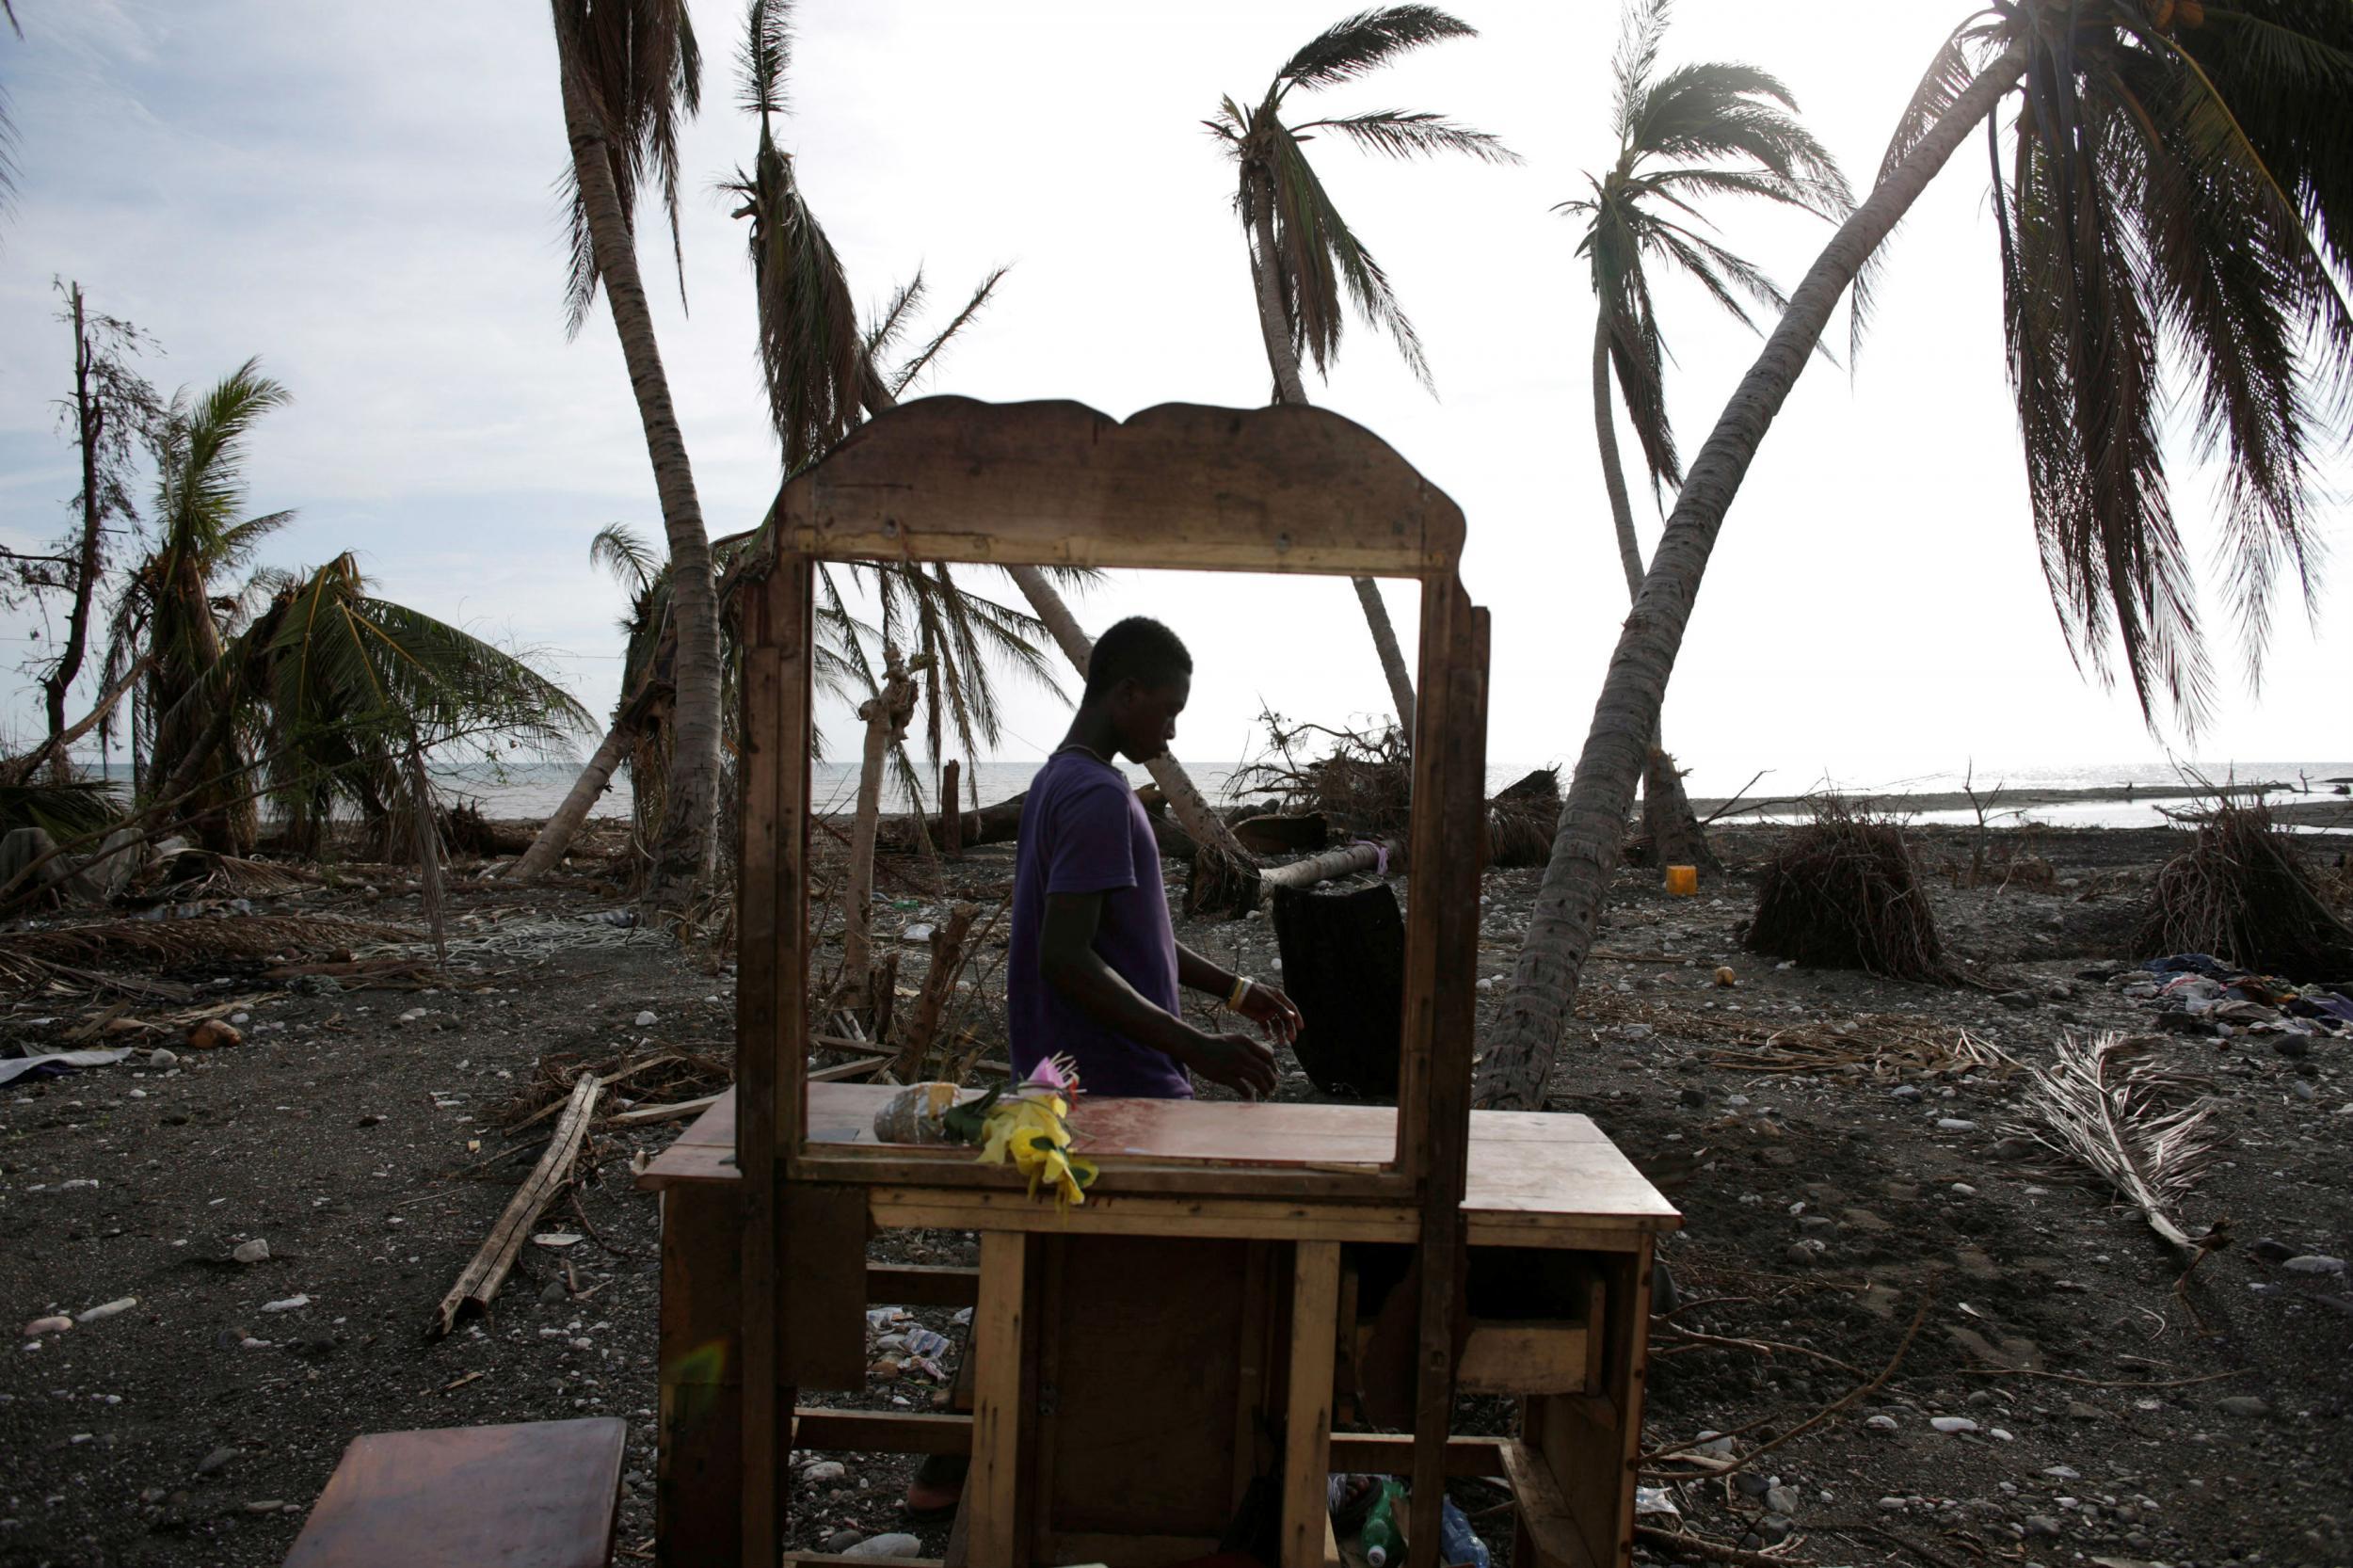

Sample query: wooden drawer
[1456,1277,1607,1396]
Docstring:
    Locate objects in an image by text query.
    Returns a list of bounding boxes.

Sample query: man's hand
[1188,1029,1280,1099]
[1237,982,1304,1047]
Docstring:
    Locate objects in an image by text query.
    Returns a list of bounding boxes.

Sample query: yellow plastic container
[1664,864,1699,896]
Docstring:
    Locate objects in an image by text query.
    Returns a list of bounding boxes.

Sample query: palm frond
[0,778,126,842]
[1610,0,1673,145]
[1290,109,1518,165]
[861,270,927,367]
[2009,1032,2228,1257]
[1852,12,2006,364]
[1276,6,1478,94]
[729,129,865,468]
[589,521,661,594]
[737,0,792,119]
[552,0,703,333]
[885,264,1011,400]
[1269,128,1431,388]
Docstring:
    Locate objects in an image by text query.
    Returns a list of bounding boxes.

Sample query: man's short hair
[1086,616,1192,700]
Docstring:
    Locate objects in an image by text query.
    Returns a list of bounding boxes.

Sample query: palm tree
[236,554,593,857]
[1476,0,2353,1110]
[728,0,1257,868]
[548,0,724,906]
[1559,0,1851,866]
[1,3,22,240]
[1208,5,1517,731]
[102,360,295,852]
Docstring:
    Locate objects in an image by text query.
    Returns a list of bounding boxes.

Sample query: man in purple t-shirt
[1007,616,1299,1099]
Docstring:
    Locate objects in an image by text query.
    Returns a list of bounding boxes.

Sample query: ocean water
[424,756,2353,832]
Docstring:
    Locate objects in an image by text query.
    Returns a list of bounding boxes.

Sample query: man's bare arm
[1039,891,1276,1096]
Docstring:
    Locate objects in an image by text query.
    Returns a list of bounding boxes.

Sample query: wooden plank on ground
[285,1417,625,1568]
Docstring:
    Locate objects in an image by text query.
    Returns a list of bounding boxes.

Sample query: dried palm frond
[2009,1032,2228,1257]
[175,853,321,900]
[0,914,415,977]
[1707,1017,2016,1081]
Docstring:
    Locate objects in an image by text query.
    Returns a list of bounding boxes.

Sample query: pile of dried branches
[502,1046,732,1129]
[2009,1032,2228,1257]
[1705,1015,2016,1080]
[1742,798,1954,983]
[1230,712,1413,837]
[0,913,415,987]
[1486,766,1559,869]
[2136,798,2353,980]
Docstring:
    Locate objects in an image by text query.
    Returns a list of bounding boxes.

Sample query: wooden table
[640,1085,1678,1568]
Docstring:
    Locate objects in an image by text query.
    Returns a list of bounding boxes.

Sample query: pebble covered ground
[1,820,2347,1566]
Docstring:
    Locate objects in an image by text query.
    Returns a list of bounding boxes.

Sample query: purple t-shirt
[1007,750,1193,1099]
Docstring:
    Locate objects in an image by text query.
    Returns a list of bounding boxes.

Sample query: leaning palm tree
[101,360,295,852]
[1559,0,1852,865]
[728,0,1256,867]
[1,3,23,242]
[1477,0,2353,1110]
[1208,5,1517,730]
[235,554,594,857]
[548,0,725,905]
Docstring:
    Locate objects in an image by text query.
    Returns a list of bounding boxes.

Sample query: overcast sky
[1,1,2345,797]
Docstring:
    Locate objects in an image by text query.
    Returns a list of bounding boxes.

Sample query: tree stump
[1271,880,1406,1098]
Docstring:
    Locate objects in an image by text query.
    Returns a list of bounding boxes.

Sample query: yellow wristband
[1226,976,1252,1011]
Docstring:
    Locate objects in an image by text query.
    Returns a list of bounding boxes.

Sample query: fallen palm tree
[2009,1032,2228,1259]
[2136,797,2353,980]
[1742,797,1954,983]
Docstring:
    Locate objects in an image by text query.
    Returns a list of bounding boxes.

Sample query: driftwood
[427,1071,600,1338]
[876,792,1026,853]
[1259,838,1402,894]
[607,1092,723,1127]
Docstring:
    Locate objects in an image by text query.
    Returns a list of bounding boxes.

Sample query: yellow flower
[975,1092,1098,1212]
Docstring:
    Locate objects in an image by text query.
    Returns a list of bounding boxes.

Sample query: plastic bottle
[1438,1496,1492,1568]
[1360,1479,1407,1568]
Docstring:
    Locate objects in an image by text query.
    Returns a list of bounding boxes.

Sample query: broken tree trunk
[879,792,1026,853]
[506,678,662,881]
[426,1071,600,1338]
[1643,747,1720,875]
[1258,838,1403,896]
[886,901,980,1082]
[940,760,962,857]
[843,649,922,983]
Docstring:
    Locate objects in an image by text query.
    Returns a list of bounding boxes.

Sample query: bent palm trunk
[1593,314,1715,872]
[507,693,652,881]
[1473,47,2027,1111]
[557,47,724,907]
[1247,180,1417,731]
